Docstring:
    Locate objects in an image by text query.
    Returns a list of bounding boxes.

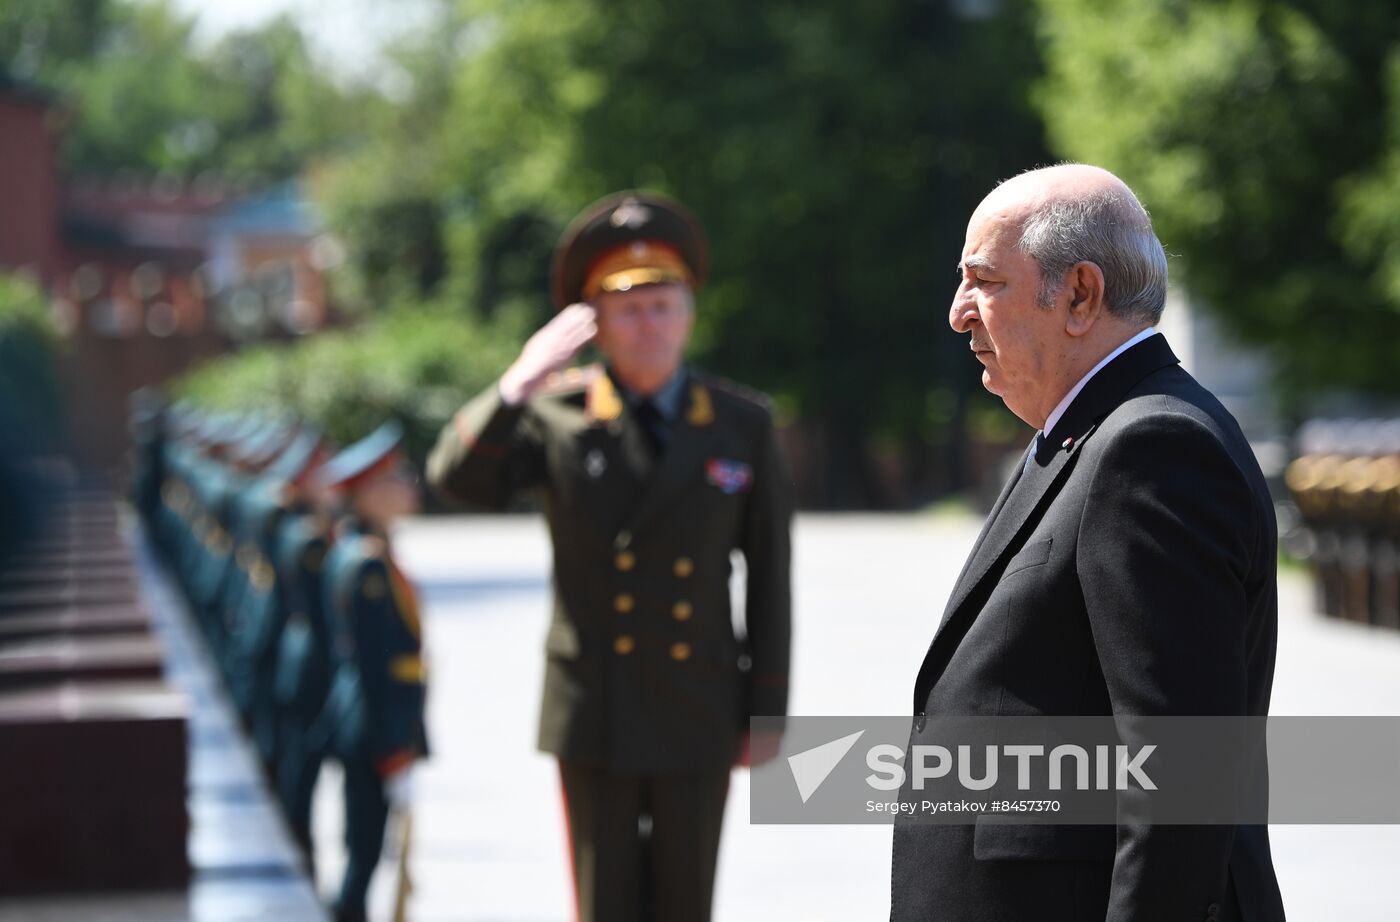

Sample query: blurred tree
[200,15,374,178]
[0,0,112,81]
[433,0,1049,506]
[309,0,462,308]
[57,1,226,176]
[1036,0,1400,405]
[3,0,372,182]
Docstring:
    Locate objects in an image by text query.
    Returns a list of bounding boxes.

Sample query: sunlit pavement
[309,513,1400,922]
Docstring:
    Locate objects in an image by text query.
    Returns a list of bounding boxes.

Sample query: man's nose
[949,290,978,333]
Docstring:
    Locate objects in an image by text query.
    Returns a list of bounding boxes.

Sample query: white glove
[498,303,598,404]
[385,765,415,809]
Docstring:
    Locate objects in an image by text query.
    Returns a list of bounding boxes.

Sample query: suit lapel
[933,432,1086,641]
[948,436,1033,598]
[927,334,1182,659]
[626,377,718,535]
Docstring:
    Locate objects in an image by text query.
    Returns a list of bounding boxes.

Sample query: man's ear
[1064,261,1106,337]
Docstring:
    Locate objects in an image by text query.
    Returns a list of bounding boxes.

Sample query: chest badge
[585,448,608,478]
[705,458,753,494]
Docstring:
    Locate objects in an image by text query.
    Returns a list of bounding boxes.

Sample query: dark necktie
[634,399,668,458]
[1023,432,1043,474]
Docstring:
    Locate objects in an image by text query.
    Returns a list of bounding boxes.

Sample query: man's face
[593,282,694,385]
[950,206,1065,426]
[354,458,421,524]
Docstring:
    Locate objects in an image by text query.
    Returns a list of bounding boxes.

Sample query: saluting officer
[426,191,794,922]
[313,422,428,922]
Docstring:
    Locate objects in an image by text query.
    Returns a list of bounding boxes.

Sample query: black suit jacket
[891,334,1285,922]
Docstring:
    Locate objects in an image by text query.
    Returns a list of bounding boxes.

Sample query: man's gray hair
[1017,190,1168,324]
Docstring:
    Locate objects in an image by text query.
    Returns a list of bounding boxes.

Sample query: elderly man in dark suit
[890,164,1286,922]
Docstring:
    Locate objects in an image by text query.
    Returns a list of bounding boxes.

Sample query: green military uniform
[425,191,793,922]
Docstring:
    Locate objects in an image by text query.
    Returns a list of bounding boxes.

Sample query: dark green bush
[0,273,64,449]
[175,304,525,465]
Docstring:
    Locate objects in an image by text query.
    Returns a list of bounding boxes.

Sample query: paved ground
[305,512,1400,922]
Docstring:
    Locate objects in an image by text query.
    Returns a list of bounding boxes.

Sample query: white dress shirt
[1041,326,1157,439]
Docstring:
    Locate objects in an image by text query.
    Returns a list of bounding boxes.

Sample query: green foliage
[1035,0,1400,402]
[173,305,522,464]
[1340,46,1400,320]
[8,0,1054,503]
[311,146,449,311]
[0,273,64,446]
[4,0,375,182]
[307,3,466,310]
[0,0,111,81]
[424,0,1050,504]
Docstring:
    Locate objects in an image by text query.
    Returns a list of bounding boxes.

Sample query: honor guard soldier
[268,428,339,865]
[127,388,169,539]
[225,424,327,777]
[426,191,794,922]
[187,414,260,656]
[313,421,428,922]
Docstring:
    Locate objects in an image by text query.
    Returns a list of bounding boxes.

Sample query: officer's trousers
[275,718,323,868]
[334,754,390,922]
[558,760,730,922]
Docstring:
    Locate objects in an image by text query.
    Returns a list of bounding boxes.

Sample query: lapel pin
[585,449,607,478]
[1061,437,1074,451]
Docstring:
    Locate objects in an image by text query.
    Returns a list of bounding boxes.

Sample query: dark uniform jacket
[272,512,333,727]
[891,334,1285,922]
[426,364,793,773]
[226,487,297,758]
[317,523,429,769]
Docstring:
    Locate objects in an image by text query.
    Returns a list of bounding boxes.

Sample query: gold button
[672,601,693,621]
[673,557,694,578]
[614,593,635,613]
[251,561,275,591]
[670,642,691,662]
[614,635,635,655]
[615,551,636,572]
[362,572,386,600]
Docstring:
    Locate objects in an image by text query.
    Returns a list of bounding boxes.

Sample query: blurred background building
[0,75,334,470]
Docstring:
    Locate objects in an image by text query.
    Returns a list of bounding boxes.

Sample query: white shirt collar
[1041,327,1156,438]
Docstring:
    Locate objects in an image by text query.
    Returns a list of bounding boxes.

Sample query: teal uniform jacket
[317,524,429,767]
[188,460,240,653]
[227,487,304,761]
[425,364,793,773]
[270,510,334,855]
[272,513,333,731]
[129,410,167,536]
[158,442,199,573]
